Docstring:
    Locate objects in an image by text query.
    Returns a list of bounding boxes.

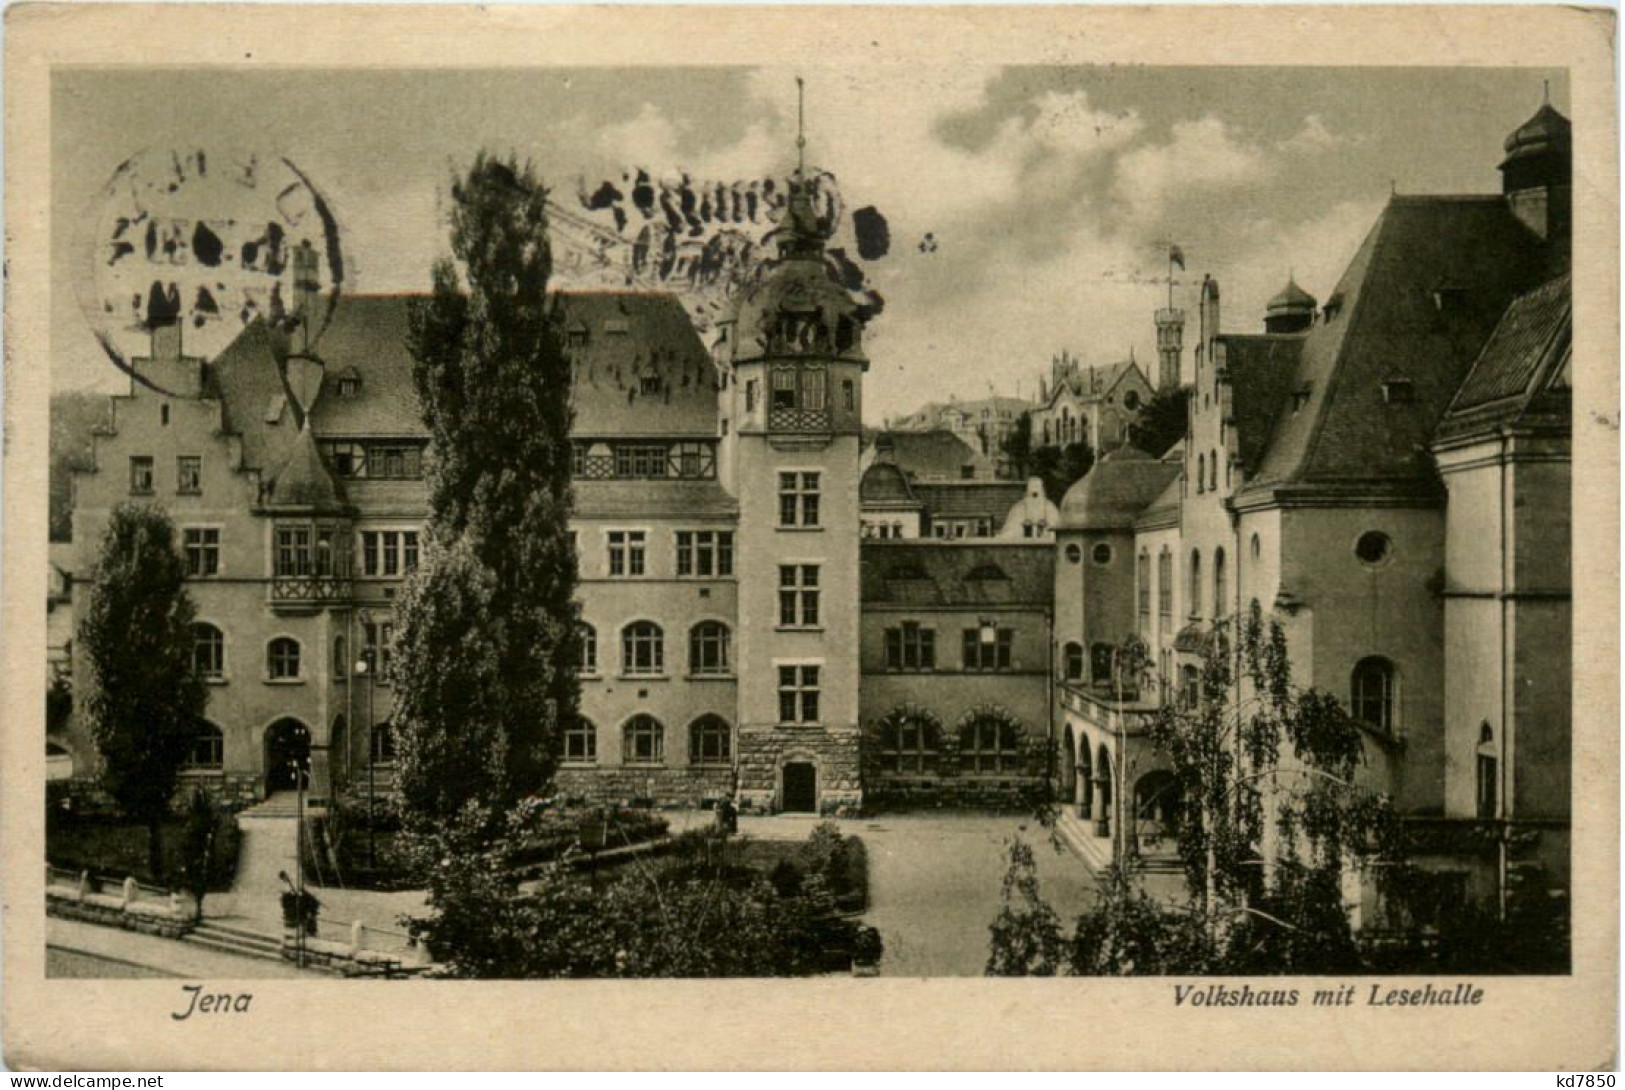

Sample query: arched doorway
[1134,770,1182,856]
[264,718,311,794]
[1093,743,1112,838]
[1077,742,1093,819]
[783,761,817,814]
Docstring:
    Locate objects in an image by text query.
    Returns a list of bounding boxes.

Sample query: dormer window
[604,319,630,336]
[1322,293,1345,322]
[1382,377,1416,404]
[1292,384,1313,413]
[1431,282,1468,312]
[567,324,589,349]
[639,373,661,396]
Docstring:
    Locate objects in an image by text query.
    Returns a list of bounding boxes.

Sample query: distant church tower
[1154,306,1185,389]
[713,83,867,814]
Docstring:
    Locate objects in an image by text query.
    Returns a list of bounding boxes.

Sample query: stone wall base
[553,767,736,809]
[737,725,863,816]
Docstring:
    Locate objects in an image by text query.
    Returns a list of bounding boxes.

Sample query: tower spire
[796,76,806,178]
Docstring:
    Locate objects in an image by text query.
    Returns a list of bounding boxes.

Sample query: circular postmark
[78,148,345,395]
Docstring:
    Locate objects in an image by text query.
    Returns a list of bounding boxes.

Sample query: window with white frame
[267,637,302,680]
[962,627,1013,671]
[176,455,202,495]
[777,664,820,724]
[192,623,225,681]
[363,620,394,678]
[359,529,420,577]
[884,622,935,671]
[608,531,647,577]
[778,565,820,627]
[1351,657,1397,733]
[578,622,598,674]
[689,715,732,766]
[564,718,597,764]
[688,622,731,675]
[621,621,664,676]
[623,715,665,764]
[778,472,820,527]
[183,528,220,577]
[676,531,733,577]
[183,721,224,771]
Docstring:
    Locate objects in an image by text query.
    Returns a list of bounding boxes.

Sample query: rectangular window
[608,531,646,577]
[772,370,797,410]
[675,531,734,577]
[359,530,420,577]
[363,621,395,678]
[129,456,154,495]
[885,623,935,671]
[745,379,759,412]
[778,565,820,628]
[962,627,1014,671]
[176,456,202,495]
[778,471,820,527]
[1476,754,1498,820]
[777,664,820,724]
[1138,552,1152,632]
[1158,552,1173,623]
[800,368,826,410]
[614,444,667,479]
[274,526,312,577]
[843,380,855,411]
[183,528,220,577]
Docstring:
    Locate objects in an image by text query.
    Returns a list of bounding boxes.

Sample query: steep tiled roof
[573,479,737,520]
[1437,273,1571,441]
[1058,445,1179,530]
[1239,196,1551,499]
[913,481,1026,521]
[860,461,921,506]
[875,430,994,481]
[860,541,1054,606]
[206,291,721,474]
[1219,334,1304,474]
[264,423,346,511]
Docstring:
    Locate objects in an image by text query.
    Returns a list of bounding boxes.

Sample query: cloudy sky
[53,65,1566,422]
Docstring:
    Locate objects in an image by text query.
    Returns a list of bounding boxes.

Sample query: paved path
[46,917,317,979]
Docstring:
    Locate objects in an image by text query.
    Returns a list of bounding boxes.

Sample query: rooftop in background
[866,429,996,482]
[860,540,1055,607]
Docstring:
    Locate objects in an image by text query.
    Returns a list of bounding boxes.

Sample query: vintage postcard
[2,2,1617,1071]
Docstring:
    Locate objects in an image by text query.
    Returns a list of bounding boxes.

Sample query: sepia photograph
[3,2,1616,1072]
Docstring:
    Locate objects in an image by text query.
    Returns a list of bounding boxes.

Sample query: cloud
[1110,116,1274,225]
[1284,113,1353,154]
[1025,90,1144,157]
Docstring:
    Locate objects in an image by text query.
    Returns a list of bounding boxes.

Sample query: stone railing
[45,867,195,939]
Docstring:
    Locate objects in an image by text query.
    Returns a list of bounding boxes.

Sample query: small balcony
[269,574,350,613]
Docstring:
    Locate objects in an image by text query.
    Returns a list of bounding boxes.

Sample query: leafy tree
[1002,412,1035,479]
[395,153,581,827]
[405,808,864,978]
[985,838,1065,975]
[80,503,207,877]
[1129,387,1187,458]
[179,788,217,919]
[1030,441,1096,503]
[988,607,1406,976]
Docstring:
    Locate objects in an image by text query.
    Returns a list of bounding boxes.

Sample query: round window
[1124,390,1141,411]
[1065,543,1083,564]
[1355,531,1392,566]
[1091,543,1113,566]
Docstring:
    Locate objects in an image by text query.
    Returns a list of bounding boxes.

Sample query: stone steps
[185,921,285,964]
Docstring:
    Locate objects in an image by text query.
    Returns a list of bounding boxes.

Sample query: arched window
[621,621,664,676]
[1180,665,1200,709]
[879,711,940,774]
[1090,643,1115,685]
[268,637,301,680]
[623,715,665,765]
[578,622,598,674]
[333,633,348,677]
[1250,533,1262,561]
[1213,547,1228,618]
[1210,449,1218,491]
[1158,548,1173,622]
[688,715,731,766]
[183,720,224,770]
[192,623,224,681]
[1137,549,1152,630]
[689,622,731,675]
[1189,549,1203,619]
[564,717,597,764]
[370,721,396,763]
[960,714,1023,775]
[1064,642,1085,682]
[1196,454,1206,494]
[1351,657,1397,733]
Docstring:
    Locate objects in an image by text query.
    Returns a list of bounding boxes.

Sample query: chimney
[136,320,203,398]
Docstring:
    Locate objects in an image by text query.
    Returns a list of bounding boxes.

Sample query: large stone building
[1030,352,1153,454]
[1051,100,1573,918]
[61,167,875,816]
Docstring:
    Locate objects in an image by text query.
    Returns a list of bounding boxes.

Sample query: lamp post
[292,745,310,969]
[355,608,377,868]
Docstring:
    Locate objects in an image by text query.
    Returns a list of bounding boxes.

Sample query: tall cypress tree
[394,153,580,826]
[80,503,208,877]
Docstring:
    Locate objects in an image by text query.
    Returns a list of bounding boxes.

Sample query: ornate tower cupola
[1500,88,1572,247]
[716,81,868,448]
[1264,276,1318,335]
